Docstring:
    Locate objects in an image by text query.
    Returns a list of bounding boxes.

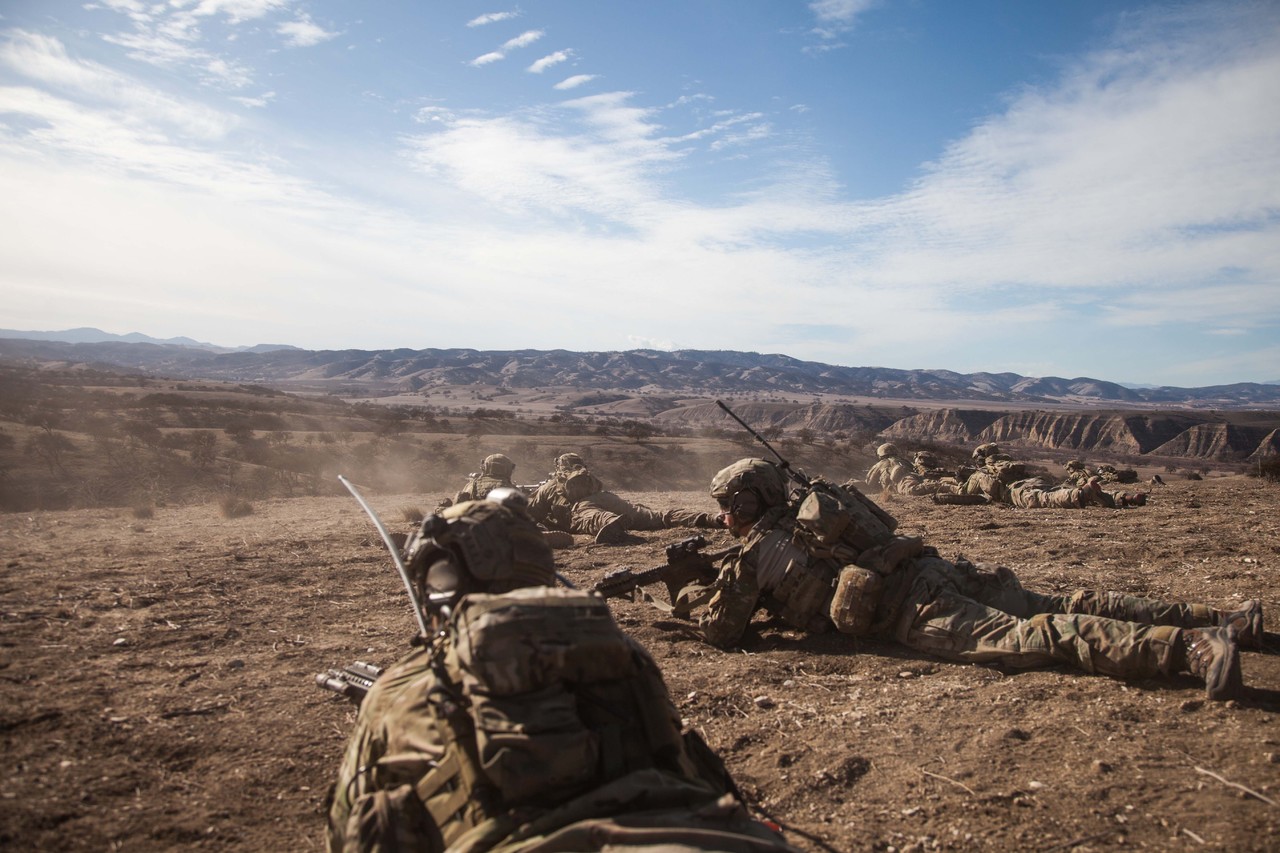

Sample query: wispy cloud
[186,0,291,26]
[92,0,309,87]
[808,0,877,26]
[805,0,876,52]
[470,29,546,67]
[278,14,338,48]
[467,11,519,28]
[502,30,544,50]
[0,30,238,138]
[554,74,597,90]
[230,90,276,108]
[528,49,571,73]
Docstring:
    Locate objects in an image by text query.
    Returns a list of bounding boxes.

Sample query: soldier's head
[555,453,586,473]
[1066,460,1085,471]
[913,450,939,468]
[481,453,515,479]
[972,442,1000,460]
[877,443,900,459]
[710,458,787,534]
[403,492,555,625]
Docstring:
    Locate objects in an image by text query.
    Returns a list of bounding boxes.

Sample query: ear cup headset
[724,489,761,523]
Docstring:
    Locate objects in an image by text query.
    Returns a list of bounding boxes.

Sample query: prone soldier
[325,489,796,852]
[693,456,1261,701]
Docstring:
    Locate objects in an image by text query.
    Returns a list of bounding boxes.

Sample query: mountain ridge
[0,335,1278,409]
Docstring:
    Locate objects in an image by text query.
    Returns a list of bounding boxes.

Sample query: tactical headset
[720,488,762,523]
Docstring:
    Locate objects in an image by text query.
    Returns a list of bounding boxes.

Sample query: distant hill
[0,327,299,354]
[0,337,1278,410]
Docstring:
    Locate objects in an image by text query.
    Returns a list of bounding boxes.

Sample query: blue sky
[1,1,1278,388]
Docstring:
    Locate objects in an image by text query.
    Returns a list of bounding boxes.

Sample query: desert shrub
[400,505,425,522]
[1182,470,1203,481]
[1250,456,1280,483]
[131,504,155,519]
[219,495,254,518]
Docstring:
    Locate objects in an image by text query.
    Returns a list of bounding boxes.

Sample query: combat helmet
[555,453,586,473]
[972,442,1000,460]
[877,443,900,459]
[710,458,788,522]
[403,495,555,619]
[913,450,940,468]
[481,453,515,479]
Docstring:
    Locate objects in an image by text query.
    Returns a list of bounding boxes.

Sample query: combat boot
[1217,599,1264,650]
[1077,477,1106,508]
[1117,492,1148,508]
[594,516,628,545]
[1181,626,1244,701]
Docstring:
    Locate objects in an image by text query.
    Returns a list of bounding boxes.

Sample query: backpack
[407,588,735,849]
[790,480,929,637]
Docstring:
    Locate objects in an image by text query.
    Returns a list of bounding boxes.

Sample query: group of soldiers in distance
[323,438,1265,852]
[865,441,1151,509]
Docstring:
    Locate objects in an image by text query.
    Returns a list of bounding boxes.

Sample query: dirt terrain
[2,474,1278,851]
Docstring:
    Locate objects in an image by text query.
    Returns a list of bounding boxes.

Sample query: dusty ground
[1,475,1278,852]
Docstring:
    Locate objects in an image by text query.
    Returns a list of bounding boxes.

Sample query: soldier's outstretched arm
[698,555,761,648]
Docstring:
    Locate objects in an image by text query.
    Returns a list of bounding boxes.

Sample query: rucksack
[410,588,732,848]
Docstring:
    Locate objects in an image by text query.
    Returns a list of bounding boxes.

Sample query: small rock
[1029,780,1045,790]
[1092,759,1113,774]
[687,691,699,701]
[113,638,127,646]
[227,659,245,669]
[898,671,916,679]
[753,695,775,709]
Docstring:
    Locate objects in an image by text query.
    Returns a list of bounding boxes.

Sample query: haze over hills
[0,327,299,354]
[0,332,1278,409]
[2,332,1279,466]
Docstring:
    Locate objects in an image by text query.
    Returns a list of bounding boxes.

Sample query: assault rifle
[593,534,736,617]
[315,661,384,704]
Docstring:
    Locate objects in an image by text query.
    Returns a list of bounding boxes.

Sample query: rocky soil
[1,474,1278,851]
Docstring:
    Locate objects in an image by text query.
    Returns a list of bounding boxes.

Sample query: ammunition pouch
[828,536,924,635]
[829,566,883,636]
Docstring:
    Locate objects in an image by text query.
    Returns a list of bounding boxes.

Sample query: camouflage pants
[1007,483,1084,509]
[889,557,1218,679]
[894,476,951,497]
[570,492,709,535]
[327,649,441,853]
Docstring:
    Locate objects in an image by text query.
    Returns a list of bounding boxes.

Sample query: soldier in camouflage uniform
[327,491,795,852]
[695,458,1263,701]
[528,453,721,544]
[863,444,952,496]
[949,445,1141,509]
[453,454,518,505]
[1062,459,1092,487]
[1060,460,1149,508]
